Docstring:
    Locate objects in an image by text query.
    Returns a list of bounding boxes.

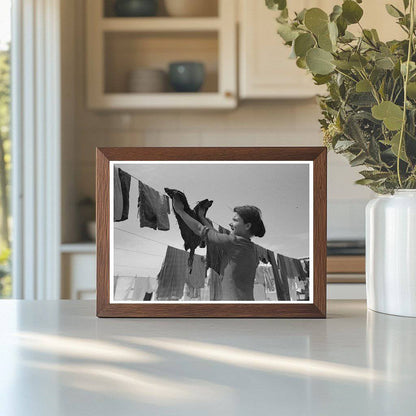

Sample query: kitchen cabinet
[239,0,325,99]
[238,0,405,99]
[86,0,237,109]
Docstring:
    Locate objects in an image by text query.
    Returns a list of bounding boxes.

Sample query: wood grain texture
[96,147,327,318]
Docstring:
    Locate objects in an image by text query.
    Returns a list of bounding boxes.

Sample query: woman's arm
[173,199,204,237]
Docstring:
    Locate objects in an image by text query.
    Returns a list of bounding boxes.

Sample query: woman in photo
[172,198,265,301]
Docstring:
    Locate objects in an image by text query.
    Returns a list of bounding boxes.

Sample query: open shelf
[101,17,221,32]
[103,0,219,18]
[104,31,218,94]
[86,0,236,109]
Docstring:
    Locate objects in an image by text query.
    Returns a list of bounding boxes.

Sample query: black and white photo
[110,161,312,304]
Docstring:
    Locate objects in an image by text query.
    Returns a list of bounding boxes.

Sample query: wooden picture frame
[96,147,327,318]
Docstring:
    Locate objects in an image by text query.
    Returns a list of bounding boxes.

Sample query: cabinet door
[239,0,321,99]
[239,0,406,99]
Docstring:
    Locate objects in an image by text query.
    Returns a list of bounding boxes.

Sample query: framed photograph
[96,147,327,318]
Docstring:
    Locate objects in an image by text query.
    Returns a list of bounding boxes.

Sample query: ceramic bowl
[114,0,158,17]
[168,62,205,92]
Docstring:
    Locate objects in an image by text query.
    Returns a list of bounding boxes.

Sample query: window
[0,0,11,298]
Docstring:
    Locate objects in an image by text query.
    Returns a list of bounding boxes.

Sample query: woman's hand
[172,196,185,213]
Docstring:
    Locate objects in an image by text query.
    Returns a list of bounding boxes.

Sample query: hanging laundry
[138,181,170,231]
[185,254,206,290]
[114,166,123,221]
[132,276,158,301]
[164,188,212,273]
[114,276,135,300]
[156,246,205,300]
[253,283,266,301]
[263,264,276,292]
[184,285,201,299]
[268,250,291,301]
[208,268,223,301]
[156,246,187,300]
[254,264,266,285]
[114,168,131,222]
[254,244,268,264]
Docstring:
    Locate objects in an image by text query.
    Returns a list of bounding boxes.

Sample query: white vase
[366,190,416,317]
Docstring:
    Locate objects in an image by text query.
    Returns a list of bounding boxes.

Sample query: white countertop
[0,300,415,415]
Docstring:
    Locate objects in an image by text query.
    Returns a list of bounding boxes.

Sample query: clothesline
[115,170,301,261]
[115,246,162,257]
[114,226,181,249]
[116,264,159,270]
[115,275,157,279]
[119,167,231,215]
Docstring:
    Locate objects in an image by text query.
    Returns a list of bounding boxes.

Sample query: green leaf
[333,59,353,70]
[385,4,404,18]
[266,0,287,11]
[334,139,356,152]
[296,57,307,69]
[371,29,380,42]
[313,74,332,85]
[350,152,368,167]
[339,31,356,42]
[359,170,391,180]
[372,101,404,130]
[350,53,368,69]
[295,8,307,22]
[336,15,348,36]
[407,82,416,99]
[330,5,343,22]
[403,0,410,10]
[304,8,329,35]
[342,0,363,24]
[382,132,409,162]
[375,56,395,70]
[401,61,416,77]
[369,136,381,162]
[306,48,335,75]
[294,33,315,57]
[356,79,372,92]
[277,23,299,42]
[318,31,334,52]
[355,178,377,185]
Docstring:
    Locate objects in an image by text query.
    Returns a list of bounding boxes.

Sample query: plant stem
[398,0,415,188]
[334,68,357,83]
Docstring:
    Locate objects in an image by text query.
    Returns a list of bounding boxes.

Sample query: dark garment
[206,225,230,274]
[138,181,170,231]
[202,227,257,301]
[274,253,291,300]
[156,246,204,300]
[164,188,212,273]
[254,244,268,264]
[157,246,187,300]
[114,166,123,221]
[115,168,131,222]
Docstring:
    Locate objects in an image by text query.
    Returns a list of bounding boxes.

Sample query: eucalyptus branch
[334,68,358,83]
[397,0,415,187]
[358,69,381,104]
